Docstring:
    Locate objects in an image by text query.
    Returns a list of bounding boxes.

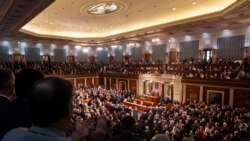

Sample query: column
[104,77,107,89]
[109,78,111,89]
[74,78,77,88]
[84,78,87,86]
[182,84,186,103]
[199,86,203,103]
[145,81,148,94]
[136,80,139,96]
[152,81,155,92]
[116,78,118,89]
[229,88,234,107]
[128,79,130,90]
[163,82,168,98]
[170,82,174,101]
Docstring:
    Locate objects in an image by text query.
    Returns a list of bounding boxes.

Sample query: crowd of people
[0,59,249,80]
[71,85,250,141]
[0,68,250,141]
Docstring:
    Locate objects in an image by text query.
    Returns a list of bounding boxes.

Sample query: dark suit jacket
[108,132,143,141]
[0,96,9,107]
[0,99,32,139]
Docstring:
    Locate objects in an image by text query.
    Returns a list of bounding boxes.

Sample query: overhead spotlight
[192,1,196,5]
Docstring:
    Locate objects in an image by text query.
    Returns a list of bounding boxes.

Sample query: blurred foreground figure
[0,69,44,139]
[2,77,74,141]
[0,68,15,107]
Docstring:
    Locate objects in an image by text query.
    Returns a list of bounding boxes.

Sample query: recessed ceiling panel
[20,0,239,39]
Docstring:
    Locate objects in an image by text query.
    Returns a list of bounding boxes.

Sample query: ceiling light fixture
[128,43,135,47]
[96,47,103,51]
[82,48,89,53]
[192,2,196,5]
[172,7,176,11]
[152,37,160,43]
[75,45,81,49]
[111,45,118,48]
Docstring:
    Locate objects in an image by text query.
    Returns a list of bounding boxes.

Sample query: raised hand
[71,118,95,141]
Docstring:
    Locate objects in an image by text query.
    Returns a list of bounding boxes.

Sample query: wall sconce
[152,37,160,43]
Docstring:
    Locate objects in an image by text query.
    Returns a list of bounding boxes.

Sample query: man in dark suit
[0,68,15,107]
[108,115,143,141]
[0,69,44,139]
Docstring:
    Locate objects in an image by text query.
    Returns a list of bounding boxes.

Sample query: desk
[123,101,146,112]
[146,95,159,103]
[134,99,154,106]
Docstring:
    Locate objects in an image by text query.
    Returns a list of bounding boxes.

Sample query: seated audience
[108,115,143,141]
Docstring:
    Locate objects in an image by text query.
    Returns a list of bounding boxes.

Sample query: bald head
[151,134,170,141]
[30,77,73,127]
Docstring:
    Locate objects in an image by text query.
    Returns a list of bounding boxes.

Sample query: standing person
[0,69,44,139]
[2,77,94,141]
[0,68,15,107]
[108,115,143,141]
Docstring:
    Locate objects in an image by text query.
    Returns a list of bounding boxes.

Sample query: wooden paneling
[203,87,230,105]
[67,56,75,62]
[94,77,99,86]
[118,79,128,90]
[146,95,159,103]
[106,78,110,90]
[144,53,152,63]
[234,89,250,109]
[76,78,85,86]
[111,78,116,89]
[11,54,25,62]
[99,77,104,86]
[123,101,146,112]
[86,78,92,85]
[186,85,200,102]
[89,56,95,63]
[129,80,137,95]
[182,78,250,88]
[99,73,138,79]
[169,51,177,64]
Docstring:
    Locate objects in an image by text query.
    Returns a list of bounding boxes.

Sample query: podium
[145,95,159,103]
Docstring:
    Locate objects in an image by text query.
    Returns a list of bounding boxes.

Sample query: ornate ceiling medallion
[86,2,120,15]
